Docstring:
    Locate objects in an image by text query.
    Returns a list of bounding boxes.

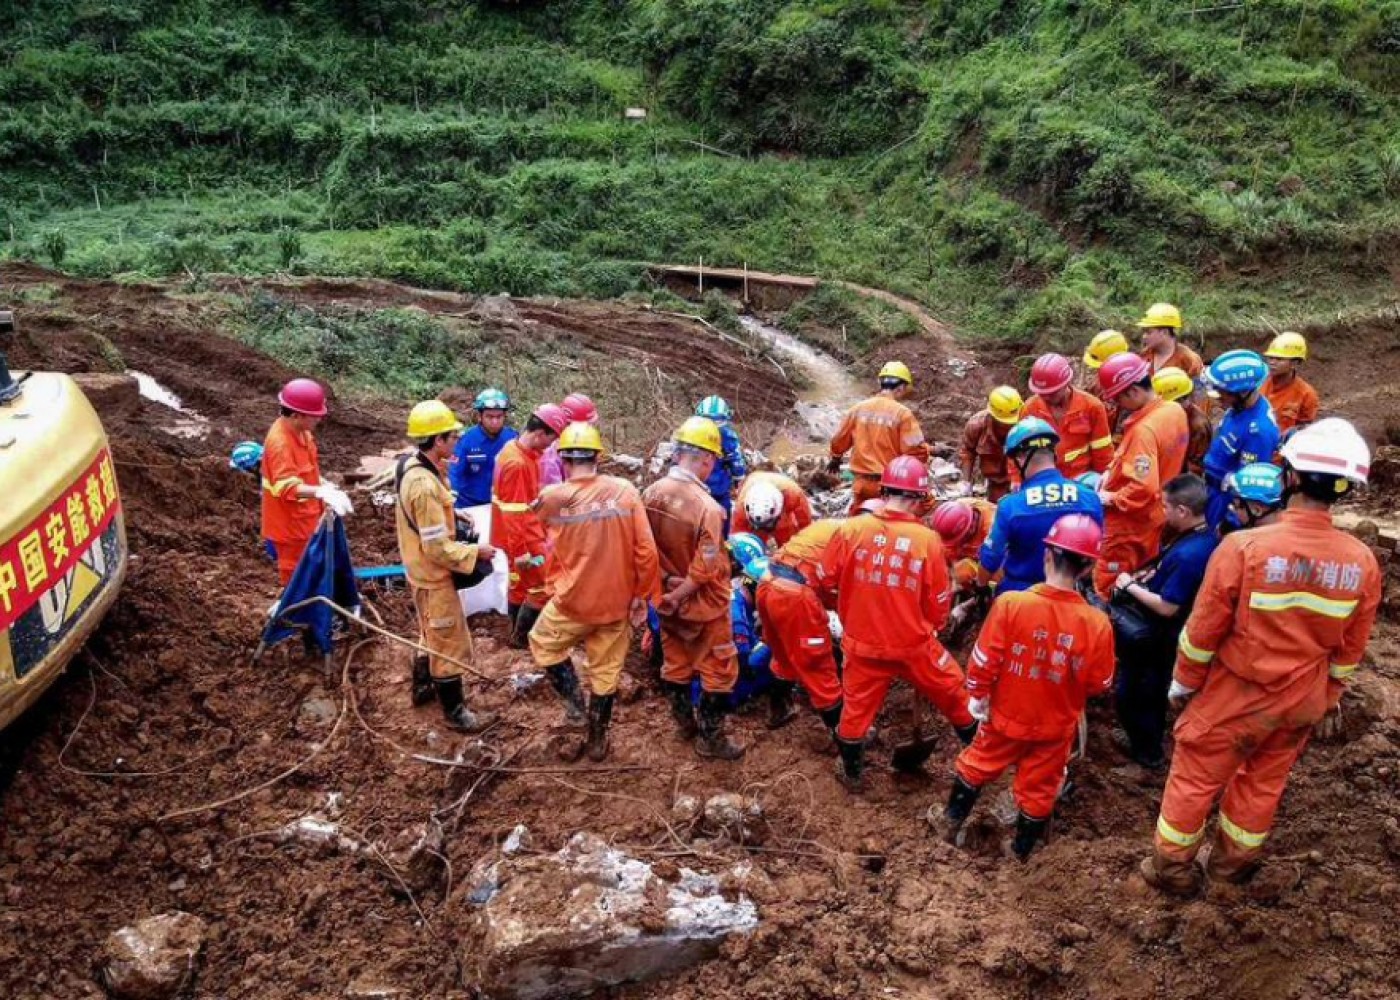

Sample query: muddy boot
[766,680,800,730]
[695,692,745,761]
[835,737,865,790]
[1010,812,1050,861]
[544,662,586,724]
[410,653,435,707]
[890,736,939,774]
[434,676,495,734]
[954,720,980,746]
[510,603,541,649]
[817,700,843,737]
[928,775,981,843]
[1139,853,1205,898]
[1204,831,1264,885]
[663,681,699,740]
[585,694,615,763]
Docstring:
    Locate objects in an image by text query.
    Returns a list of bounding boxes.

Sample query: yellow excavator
[0,309,128,730]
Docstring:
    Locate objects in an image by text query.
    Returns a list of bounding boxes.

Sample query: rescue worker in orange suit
[936,514,1115,860]
[1138,303,1204,382]
[492,402,571,646]
[828,361,930,512]
[643,417,745,760]
[959,387,1022,501]
[261,378,352,586]
[1261,332,1320,436]
[732,470,814,548]
[1020,353,1113,480]
[1153,367,1211,477]
[1093,353,1188,598]
[1081,330,1131,440]
[1144,419,1380,896]
[530,423,660,762]
[929,498,998,639]
[395,401,497,732]
[817,456,979,787]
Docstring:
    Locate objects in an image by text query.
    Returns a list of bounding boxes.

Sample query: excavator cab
[0,310,128,730]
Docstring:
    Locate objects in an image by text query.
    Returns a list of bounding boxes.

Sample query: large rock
[97,911,207,1000]
[466,831,758,999]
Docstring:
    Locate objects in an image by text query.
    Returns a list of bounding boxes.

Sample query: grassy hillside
[2,0,1398,343]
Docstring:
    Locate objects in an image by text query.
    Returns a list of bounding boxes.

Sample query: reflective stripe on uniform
[1063,445,1089,462]
[1329,661,1358,680]
[1156,815,1206,848]
[1090,435,1113,450]
[545,507,631,527]
[420,524,448,542]
[1219,813,1269,849]
[492,495,532,513]
[1177,631,1214,664]
[1248,591,1359,619]
[262,475,304,498]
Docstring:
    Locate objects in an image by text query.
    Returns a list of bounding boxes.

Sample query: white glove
[968,696,990,723]
[1167,679,1196,704]
[957,480,973,497]
[315,483,354,517]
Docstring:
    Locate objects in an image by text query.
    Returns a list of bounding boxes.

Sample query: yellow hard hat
[1136,302,1182,330]
[674,415,723,456]
[1152,366,1194,404]
[1264,331,1307,360]
[1082,329,1129,369]
[878,361,913,386]
[558,421,604,455]
[988,385,1024,425]
[406,400,464,439]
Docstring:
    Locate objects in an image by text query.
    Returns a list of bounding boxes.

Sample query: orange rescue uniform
[1020,389,1114,479]
[1261,373,1319,435]
[930,498,997,592]
[643,468,738,693]
[1095,397,1188,597]
[491,438,548,609]
[1156,509,1380,874]
[1143,343,1204,380]
[956,585,1115,818]
[260,416,325,585]
[756,519,844,711]
[817,510,974,741]
[732,471,814,547]
[960,411,1013,502]
[1179,398,1212,476]
[830,394,930,511]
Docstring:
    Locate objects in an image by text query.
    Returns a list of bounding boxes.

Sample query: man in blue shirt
[980,418,1104,593]
[1110,474,1219,768]
[450,388,518,507]
[1201,351,1279,530]
[696,396,747,532]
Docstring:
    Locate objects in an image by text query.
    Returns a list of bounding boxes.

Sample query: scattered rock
[502,824,533,856]
[700,793,768,846]
[345,978,407,999]
[671,795,701,828]
[278,815,361,856]
[97,911,207,1000]
[381,820,446,895]
[297,695,338,730]
[1054,921,1092,945]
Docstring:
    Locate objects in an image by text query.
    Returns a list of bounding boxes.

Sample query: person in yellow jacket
[395,401,497,732]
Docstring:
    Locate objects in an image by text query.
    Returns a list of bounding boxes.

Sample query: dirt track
[2,264,1399,999]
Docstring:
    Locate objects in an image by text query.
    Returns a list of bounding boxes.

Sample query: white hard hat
[743,481,785,530]
[1280,417,1370,485]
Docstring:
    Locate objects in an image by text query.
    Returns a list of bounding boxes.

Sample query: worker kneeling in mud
[529,423,660,762]
[935,514,1115,860]
[395,401,498,732]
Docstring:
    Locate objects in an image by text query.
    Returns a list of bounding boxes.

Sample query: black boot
[664,681,699,739]
[410,653,435,706]
[766,680,799,730]
[933,776,982,843]
[955,720,980,746]
[585,694,615,763]
[1011,812,1050,861]
[510,603,541,649]
[835,737,865,789]
[433,676,494,733]
[695,692,745,760]
[890,735,939,774]
[817,701,843,736]
[544,662,586,723]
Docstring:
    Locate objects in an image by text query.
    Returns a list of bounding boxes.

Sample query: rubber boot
[954,720,980,746]
[1139,853,1206,898]
[695,692,745,761]
[510,603,541,649]
[817,701,843,737]
[433,676,494,734]
[766,680,799,730]
[890,736,939,774]
[664,681,699,740]
[1204,830,1264,885]
[835,737,865,790]
[545,662,586,723]
[410,653,435,707]
[585,694,615,763]
[930,775,981,843]
[1010,812,1050,861]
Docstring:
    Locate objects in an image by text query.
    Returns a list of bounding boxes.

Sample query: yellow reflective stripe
[1090,435,1113,449]
[1219,813,1268,849]
[1156,815,1205,848]
[492,495,532,513]
[1248,591,1358,619]
[262,475,303,498]
[1329,662,1358,680]
[1062,444,1089,462]
[1177,631,1214,664]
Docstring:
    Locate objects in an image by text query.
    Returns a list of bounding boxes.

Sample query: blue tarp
[262,515,360,655]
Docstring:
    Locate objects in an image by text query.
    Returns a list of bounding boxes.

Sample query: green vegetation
[780,284,920,360]
[3,1,1398,343]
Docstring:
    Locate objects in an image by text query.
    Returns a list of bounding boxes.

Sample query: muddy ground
[1,264,1399,999]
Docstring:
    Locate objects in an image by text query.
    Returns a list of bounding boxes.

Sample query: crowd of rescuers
[247,301,1372,896]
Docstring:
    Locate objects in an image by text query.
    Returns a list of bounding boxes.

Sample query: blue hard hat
[696,395,732,422]
[1005,417,1060,455]
[474,387,510,411]
[1226,462,1285,506]
[1205,350,1268,397]
[230,441,263,473]
[1075,471,1103,492]
[727,532,767,569]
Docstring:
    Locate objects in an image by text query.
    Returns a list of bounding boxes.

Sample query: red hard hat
[278,378,328,417]
[1029,353,1074,396]
[880,456,930,495]
[533,403,572,435]
[1044,514,1103,560]
[561,392,598,423]
[1098,353,1152,400]
[930,501,976,544]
